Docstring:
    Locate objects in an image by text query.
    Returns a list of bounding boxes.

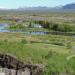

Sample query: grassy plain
[0,12,75,75]
[0,32,74,74]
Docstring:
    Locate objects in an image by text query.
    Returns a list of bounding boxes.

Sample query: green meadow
[0,32,75,75]
[0,13,75,75]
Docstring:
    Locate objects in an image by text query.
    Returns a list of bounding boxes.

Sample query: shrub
[21,39,27,44]
[52,42,64,46]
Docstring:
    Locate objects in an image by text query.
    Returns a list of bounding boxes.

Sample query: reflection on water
[0,24,9,32]
[24,31,49,35]
[0,24,48,35]
[0,24,74,36]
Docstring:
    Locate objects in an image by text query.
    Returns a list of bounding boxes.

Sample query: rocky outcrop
[0,53,43,75]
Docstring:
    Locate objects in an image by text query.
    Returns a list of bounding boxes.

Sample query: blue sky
[0,0,75,9]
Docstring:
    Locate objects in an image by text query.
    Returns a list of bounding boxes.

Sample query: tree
[52,24,59,31]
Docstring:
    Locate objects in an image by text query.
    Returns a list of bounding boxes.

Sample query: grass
[0,12,75,75]
[0,32,74,74]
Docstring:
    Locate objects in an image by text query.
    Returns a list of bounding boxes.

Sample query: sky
[0,0,75,9]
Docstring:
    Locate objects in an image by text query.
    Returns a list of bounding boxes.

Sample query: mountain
[17,7,53,11]
[62,3,75,9]
[16,3,75,13]
[0,3,75,13]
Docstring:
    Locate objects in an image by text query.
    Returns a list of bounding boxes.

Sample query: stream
[0,24,49,35]
[0,23,75,36]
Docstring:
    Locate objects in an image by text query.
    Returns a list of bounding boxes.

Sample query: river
[0,23,75,36]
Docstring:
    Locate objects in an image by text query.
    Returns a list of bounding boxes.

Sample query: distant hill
[62,3,75,9]
[17,3,75,11]
[16,4,75,13]
[0,3,75,13]
[17,7,53,11]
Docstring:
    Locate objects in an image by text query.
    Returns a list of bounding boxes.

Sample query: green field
[0,32,75,75]
[0,13,75,75]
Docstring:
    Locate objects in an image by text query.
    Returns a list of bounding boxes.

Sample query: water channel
[0,23,75,36]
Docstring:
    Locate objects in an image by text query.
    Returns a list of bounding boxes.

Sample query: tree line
[33,20,75,32]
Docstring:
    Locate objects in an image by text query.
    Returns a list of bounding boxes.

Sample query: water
[0,24,9,32]
[0,24,48,35]
[0,23,75,36]
[24,31,49,35]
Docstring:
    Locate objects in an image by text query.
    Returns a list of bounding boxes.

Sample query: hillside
[62,3,75,9]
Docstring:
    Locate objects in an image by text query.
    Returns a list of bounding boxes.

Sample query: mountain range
[16,3,75,13]
[0,3,75,13]
[17,3,75,10]
[62,3,75,9]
